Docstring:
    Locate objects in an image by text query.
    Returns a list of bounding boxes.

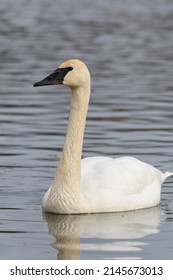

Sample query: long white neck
[51,84,90,195]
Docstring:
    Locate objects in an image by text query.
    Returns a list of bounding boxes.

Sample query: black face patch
[33,67,73,87]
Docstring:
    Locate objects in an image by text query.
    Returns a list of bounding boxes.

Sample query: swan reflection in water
[43,205,161,259]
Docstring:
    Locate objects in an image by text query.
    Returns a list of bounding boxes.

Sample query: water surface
[0,0,173,259]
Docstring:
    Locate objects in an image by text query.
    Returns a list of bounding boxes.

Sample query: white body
[39,59,172,214]
[43,156,170,214]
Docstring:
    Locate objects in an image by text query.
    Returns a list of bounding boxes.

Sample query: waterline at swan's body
[34,59,173,214]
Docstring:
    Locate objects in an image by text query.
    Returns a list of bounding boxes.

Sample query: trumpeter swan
[34,59,172,214]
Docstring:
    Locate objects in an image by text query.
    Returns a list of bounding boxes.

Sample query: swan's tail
[162,171,173,183]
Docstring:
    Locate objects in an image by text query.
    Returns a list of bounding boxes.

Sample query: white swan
[34,59,173,214]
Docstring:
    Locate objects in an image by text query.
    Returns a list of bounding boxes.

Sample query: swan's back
[81,156,163,212]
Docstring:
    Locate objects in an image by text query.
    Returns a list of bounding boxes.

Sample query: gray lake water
[0,0,173,260]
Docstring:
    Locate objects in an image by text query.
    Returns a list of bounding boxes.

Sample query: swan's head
[33,59,90,89]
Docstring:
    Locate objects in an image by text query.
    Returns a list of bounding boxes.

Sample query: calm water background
[0,0,173,259]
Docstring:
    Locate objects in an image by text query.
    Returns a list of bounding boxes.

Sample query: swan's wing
[81,156,163,195]
[80,156,166,211]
